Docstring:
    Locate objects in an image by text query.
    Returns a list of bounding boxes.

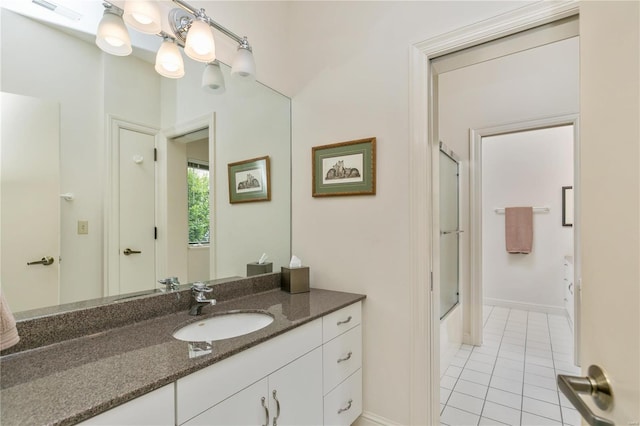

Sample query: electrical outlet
[78,220,89,235]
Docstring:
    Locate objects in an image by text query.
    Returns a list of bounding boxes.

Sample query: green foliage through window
[188,161,210,244]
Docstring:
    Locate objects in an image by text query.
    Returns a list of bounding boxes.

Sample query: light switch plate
[78,220,88,235]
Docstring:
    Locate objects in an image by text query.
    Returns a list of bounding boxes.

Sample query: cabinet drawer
[323,325,362,395]
[323,369,362,426]
[323,302,361,343]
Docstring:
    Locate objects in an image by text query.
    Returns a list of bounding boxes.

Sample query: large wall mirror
[0,4,291,315]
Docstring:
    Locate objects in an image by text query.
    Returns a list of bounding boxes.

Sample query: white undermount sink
[172,312,274,342]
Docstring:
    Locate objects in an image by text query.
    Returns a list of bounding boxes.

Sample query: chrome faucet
[158,277,180,292]
[189,282,216,315]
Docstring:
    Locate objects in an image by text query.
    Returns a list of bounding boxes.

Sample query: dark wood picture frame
[228,156,271,204]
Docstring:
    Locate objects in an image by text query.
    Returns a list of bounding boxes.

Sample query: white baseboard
[355,411,402,426]
[485,297,567,316]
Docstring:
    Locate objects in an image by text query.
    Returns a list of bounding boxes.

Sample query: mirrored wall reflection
[0,8,291,314]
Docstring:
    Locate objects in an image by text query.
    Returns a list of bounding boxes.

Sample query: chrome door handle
[272,390,281,426]
[123,248,142,255]
[27,256,54,266]
[557,365,614,426]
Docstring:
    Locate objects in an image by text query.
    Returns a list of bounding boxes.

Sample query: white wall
[482,126,573,310]
[287,2,537,423]
[438,36,579,342]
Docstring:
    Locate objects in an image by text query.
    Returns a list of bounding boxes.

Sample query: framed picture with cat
[312,137,376,197]
[228,156,271,204]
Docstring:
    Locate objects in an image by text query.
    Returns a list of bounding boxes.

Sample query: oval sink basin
[173,312,274,342]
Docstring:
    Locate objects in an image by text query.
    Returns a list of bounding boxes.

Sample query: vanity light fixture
[202,60,226,93]
[96,0,256,92]
[122,0,161,35]
[95,4,132,56]
[155,36,185,79]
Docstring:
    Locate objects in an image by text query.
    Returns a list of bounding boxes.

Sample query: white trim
[409,2,580,424]
[104,115,159,296]
[469,114,579,347]
[484,298,568,317]
[357,412,403,426]
[159,114,216,280]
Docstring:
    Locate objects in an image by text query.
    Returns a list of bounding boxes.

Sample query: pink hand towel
[0,290,20,351]
[505,207,533,254]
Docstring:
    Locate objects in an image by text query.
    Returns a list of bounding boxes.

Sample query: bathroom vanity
[0,275,365,426]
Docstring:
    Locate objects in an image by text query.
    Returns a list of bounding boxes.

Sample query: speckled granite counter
[0,288,365,426]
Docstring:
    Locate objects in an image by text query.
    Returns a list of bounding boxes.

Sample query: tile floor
[440,306,582,426]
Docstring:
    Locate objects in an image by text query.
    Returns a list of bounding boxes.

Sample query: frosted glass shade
[202,62,225,94]
[96,9,132,56]
[184,19,216,63]
[123,0,161,35]
[155,40,185,79]
[231,48,256,79]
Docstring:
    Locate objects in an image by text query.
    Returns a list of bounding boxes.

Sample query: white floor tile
[461,368,492,386]
[440,387,453,404]
[521,412,562,425]
[447,391,485,415]
[523,383,560,404]
[481,401,521,426]
[479,417,509,425]
[498,350,525,363]
[490,376,523,394]
[470,352,498,365]
[466,360,495,375]
[450,357,468,368]
[441,375,458,390]
[560,405,582,426]
[524,372,557,390]
[492,365,524,382]
[445,365,463,378]
[522,396,562,421]
[525,355,554,368]
[441,405,481,426]
[525,363,556,379]
[485,387,522,410]
[501,343,526,354]
[454,379,489,399]
[495,357,525,372]
[526,348,553,359]
[554,360,580,374]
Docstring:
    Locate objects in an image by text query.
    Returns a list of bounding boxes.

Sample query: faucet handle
[192,282,212,293]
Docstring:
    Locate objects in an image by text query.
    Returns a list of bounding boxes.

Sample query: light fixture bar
[32,0,82,21]
[172,0,246,45]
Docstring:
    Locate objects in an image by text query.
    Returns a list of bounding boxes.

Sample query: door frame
[158,113,216,283]
[408,2,580,424]
[469,115,581,358]
[105,115,159,296]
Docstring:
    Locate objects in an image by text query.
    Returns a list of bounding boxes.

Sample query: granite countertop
[0,288,365,426]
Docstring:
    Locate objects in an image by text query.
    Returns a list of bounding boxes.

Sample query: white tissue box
[281,266,309,293]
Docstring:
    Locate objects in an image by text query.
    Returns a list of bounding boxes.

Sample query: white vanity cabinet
[322,303,363,426]
[79,384,174,425]
[184,347,323,426]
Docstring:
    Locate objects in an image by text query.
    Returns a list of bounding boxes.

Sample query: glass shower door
[440,143,460,319]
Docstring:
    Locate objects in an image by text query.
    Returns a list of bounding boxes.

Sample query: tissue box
[247,262,273,276]
[281,266,310,293]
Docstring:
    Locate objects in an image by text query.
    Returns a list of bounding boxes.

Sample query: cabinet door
[80,384,174,425]
[183,379,269,426]
[268,347,323,426]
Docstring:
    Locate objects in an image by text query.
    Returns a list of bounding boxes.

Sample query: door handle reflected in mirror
[27,256,55,266]
[123,248,142,256]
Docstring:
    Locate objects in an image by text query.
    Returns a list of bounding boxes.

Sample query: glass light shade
[184,18,216,63]
[96,9,132,56]
[202,62,226,94]
[123,0,161,35]
[155,40,185,79]
[231,47,256,79]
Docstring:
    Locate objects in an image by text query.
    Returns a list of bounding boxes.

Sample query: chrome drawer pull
[272,390,281,426]
[337,316,352,326]
[261,397,269,426]
[337,351,353,363]
[337,399,353,414]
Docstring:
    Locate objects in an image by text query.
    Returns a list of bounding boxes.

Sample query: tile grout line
[546,311,566,426]
[520,309,530,426]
